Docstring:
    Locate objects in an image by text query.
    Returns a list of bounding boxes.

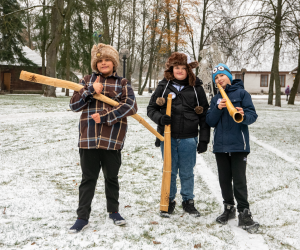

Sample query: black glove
[160,115,172,125]
[155,137,161,147]
[197,142,208,154]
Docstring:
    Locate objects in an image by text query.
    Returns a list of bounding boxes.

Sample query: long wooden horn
[19,71,164,141]
[216,83,243,123]
[160,93,172,212]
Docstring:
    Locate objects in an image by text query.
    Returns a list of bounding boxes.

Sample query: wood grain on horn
[160,94,172,212]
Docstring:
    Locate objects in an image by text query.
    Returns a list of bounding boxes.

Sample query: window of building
[280,75,285,87]
[260,75,268,87]
[235,74,242,79]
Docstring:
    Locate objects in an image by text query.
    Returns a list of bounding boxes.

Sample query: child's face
[215,74,231,89]
[97,59,114,76]
[173,65,187,80]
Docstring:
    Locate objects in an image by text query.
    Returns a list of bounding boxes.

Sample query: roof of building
[0,46,42,67]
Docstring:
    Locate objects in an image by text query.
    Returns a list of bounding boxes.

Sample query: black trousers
[215,152,249,212]
[77,148,121,220]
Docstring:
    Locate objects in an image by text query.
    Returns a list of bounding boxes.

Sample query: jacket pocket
[183,113,199,134]
[231,98,242,107]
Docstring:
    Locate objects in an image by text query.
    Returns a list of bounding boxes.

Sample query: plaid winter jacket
[70,72,137,150]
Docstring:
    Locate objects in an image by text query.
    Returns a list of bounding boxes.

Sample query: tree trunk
[25,0,32,49]
[268,55,275,105]
[196,0,207,76]
[127,0,136,82]
[111,6,117,46]
[166,0,171,57]
[117,6,121,51]
[174,0,181,52]
[41,0,47,78]
[288,48,300,104]
[65,3,72,97]
[99,0,110,45]
[274,0,282,107]
[138,2,146,94]
[148,67,152,92]
[88,5,93,75]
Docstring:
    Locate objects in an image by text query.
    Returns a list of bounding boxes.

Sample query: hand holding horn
[216,83,244,123]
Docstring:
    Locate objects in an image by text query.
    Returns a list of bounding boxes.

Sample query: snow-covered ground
[1,93,300,250]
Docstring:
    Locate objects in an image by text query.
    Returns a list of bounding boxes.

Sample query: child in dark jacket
[147,52,210,218]
[206,63,259,233]
[68,43,137,233]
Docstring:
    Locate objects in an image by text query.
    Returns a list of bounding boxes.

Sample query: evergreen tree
[0,0,36,65]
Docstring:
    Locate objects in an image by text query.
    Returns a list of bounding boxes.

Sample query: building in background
[231,63,300,94]
[0,46,43,94]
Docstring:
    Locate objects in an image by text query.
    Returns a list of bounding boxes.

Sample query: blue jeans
[161,137,198,201]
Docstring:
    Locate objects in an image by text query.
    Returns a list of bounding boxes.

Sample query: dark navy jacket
[206,79,257,153]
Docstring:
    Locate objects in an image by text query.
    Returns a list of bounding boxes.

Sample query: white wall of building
[234,73,295,94]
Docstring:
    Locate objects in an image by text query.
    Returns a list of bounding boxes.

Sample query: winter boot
[238,208,260,233]
[216,204,236,225]
[182,200,200,217]
[160,200,176,218]
[68,218,89,234]
[109,212,126,226]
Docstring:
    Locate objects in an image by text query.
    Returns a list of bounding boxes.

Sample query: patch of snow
[0,46,42,67]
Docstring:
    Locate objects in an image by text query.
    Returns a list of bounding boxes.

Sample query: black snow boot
[216,204,236,225]
[182,200,200,217]
[160,200,176,218]
[238,208,260,233]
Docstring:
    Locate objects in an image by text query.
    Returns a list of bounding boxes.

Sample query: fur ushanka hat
[164,52,199,86]
[91,43,119,73]
[157,52,203,114]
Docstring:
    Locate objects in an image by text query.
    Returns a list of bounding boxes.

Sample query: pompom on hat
[91,43,119,73]
[164,52,199,86]
[212,63,233,84]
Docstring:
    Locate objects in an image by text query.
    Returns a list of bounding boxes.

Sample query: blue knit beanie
[212,63,233,84]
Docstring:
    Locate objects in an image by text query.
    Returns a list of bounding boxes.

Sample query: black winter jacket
[147,78,210,143]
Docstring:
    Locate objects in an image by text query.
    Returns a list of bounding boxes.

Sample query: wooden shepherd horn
[160,93,172,212]
[19,71,164,141]
[216,83,243,123]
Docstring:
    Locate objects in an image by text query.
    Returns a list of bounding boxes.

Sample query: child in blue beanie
[206,63,260,233]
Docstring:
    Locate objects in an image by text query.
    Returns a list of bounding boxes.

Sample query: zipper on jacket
[241,131,246,150]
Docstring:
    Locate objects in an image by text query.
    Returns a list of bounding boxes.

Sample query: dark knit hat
[164,52,199,86]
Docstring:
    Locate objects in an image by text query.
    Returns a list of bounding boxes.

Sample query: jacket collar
[93,71,119,79]
[225,79,244,93]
